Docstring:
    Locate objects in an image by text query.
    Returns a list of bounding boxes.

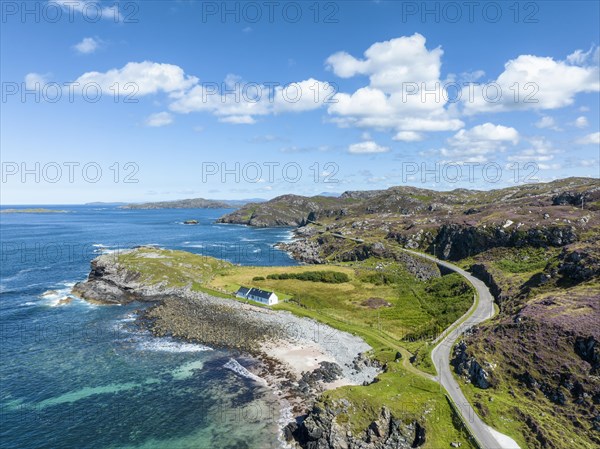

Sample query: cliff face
[72,253,146,304]
[429,223,578,261]
[285,403,425,449]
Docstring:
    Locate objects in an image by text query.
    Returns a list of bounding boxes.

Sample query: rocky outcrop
[278,231,441,280]
[575,336,599,374]
[429,223,577,261]
[556,246,600,283]
[469,264,504,303]
[394,251,441,281]
[217,195,351,227]
[71,250,182,304]
[286,403,425,449]
[552,186,600,208]
[451,341,493,389]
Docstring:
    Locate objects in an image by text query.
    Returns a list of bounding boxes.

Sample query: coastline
[133,294,381,443]
[71,252,381,447]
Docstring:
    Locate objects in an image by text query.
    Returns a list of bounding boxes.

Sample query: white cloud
[75,61,198,96]
[74,37,100,54]
[440,123,519,162]
[348,141,390,154]
[574,116,589,128]
[272,79,336,113]
[24,72,50,90]
[145,112,173,127]
[170,77,334,122]
[507,137,559,164]
[463,53,599,114]
[535,116,560,130]
[219,115,256,124]
[325,34,463,136]
[566,45,599,65]
[393,131,423,142]
[576,132,600,145]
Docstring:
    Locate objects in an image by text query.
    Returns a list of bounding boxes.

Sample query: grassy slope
[114,248,476,448]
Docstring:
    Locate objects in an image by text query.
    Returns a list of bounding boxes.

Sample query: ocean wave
[223,359,264,383]
[39,286,76,307]
[0,267,39,284]
[136,337,213,353]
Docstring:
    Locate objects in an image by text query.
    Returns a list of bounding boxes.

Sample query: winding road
[402,249,521,449]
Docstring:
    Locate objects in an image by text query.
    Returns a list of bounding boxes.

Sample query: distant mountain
[118,197,263,210]
[317,192,341,197]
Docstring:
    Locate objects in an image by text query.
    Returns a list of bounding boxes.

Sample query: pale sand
[260,339,357,390]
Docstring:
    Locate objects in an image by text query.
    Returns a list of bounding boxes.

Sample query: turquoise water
[0,206,297,449]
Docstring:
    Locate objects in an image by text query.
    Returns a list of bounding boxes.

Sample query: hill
[120,198,241,210]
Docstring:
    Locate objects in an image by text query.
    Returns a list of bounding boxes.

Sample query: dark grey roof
[236,287,250,296]
[248,288,274,299]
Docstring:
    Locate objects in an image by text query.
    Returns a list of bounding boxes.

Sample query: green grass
[494,247,556,273]
[322,361,477,449]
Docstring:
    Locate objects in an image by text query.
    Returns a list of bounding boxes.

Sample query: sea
[0,206,298,449]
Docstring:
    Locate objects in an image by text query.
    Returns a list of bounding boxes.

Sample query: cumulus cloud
[74,37,100,54]
[145,112,173,127]
[325,34,463,136]
[535,116,561,130]
[439,123,519,162]
[463,52,599,114]
[75,61,198,96]
[348,141,390,154]
[576,132,600,145]
[393,131,423,142]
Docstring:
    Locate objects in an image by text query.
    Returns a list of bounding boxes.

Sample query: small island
[0,208,68,214]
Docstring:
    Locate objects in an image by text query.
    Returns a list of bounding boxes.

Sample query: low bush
[266,270,349,283]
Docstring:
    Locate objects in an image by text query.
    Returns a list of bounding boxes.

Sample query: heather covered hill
[256,177,600,448]
[217,177,600,228]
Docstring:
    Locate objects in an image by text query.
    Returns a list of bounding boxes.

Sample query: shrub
[252,276,265,281]
[266,270,349,283]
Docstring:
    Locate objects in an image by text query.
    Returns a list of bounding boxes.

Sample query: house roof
[248,288,275,300]
[236,287,250,296]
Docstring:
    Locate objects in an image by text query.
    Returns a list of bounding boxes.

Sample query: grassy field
[208,260,473,361]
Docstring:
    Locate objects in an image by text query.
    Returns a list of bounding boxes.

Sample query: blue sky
[1,0,599,204]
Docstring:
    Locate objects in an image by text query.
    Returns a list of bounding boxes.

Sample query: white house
[235,286,278,305]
